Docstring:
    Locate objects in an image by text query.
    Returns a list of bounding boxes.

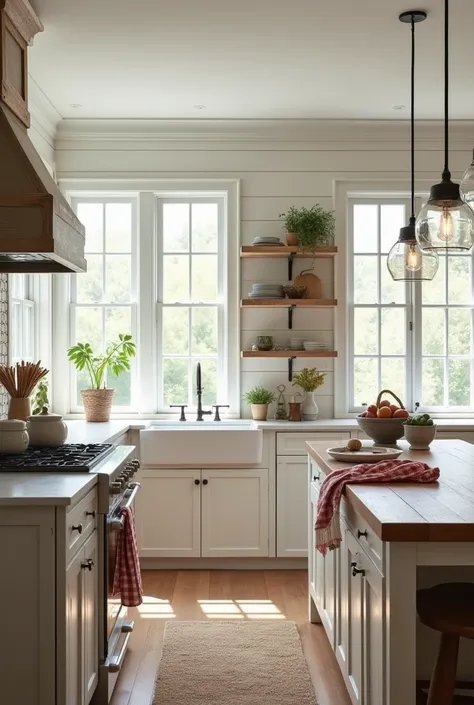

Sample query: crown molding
[55,118,474,144]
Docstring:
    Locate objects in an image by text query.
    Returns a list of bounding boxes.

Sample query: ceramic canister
[0,419,29,454]
[26,407,68,447]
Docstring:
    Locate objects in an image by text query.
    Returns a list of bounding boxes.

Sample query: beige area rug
[152,621,317,705]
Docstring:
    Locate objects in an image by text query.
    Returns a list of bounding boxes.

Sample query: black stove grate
[0,443,115,471]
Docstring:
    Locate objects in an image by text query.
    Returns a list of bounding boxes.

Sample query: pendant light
[415,0,474,252]
[387,11,438,281]
[460,149,474,212]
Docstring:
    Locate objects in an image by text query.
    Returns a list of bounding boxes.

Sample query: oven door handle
[108,482,141,531]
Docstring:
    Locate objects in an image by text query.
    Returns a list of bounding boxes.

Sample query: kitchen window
[9,274,36,364]
[348,197,474,414]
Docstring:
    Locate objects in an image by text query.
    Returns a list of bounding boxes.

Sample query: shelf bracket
[288,356,296,382]
[288,253,295,281]
[288,305,295,329]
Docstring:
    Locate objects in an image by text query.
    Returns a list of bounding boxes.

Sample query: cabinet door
[201,468,269,557]
[361,551,385,705]
[135,469,201,557]
[82,531,99,705]
[310,482,337,647]
[66,547,84,705]
[276,456,308,557]
[339,528,364,705]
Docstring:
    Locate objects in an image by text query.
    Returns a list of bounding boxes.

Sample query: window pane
[192,358,217,406]
[77,255,103,303]
[448,256,471,304]
[10,274,25,299]
[381,308,405,355]
[192,307,217,354]
[10,302,21,360]
[353,205,377,253]
[381,204,405,254]
[77,368,92,406]
[354,308,378,354]
[75,307,102,351]
[77,203,103,253]
[381,358,405,397]
[163,308,189,355]
[192,203,218,252]
[422,256,446,304]
[448,309,471,355]
[164,358,188,405]
[448,359,470,406]
[422,358,445,406]
[381,256,405,304]
[106,255,131,303]
[105,307,131,346]
[106,203,132,253]
[163,255,189,302]
[422,309,445,355]
[163,203,189,252]
[353,358,378,406]
[23,305,33,359]
[354,256,378,304]
[192,255,218,301]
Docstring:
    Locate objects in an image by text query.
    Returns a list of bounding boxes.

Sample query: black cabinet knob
[357,529,368,539]
[313,475,320,482]
[72,524,83,534]
[86,510,96,519]
[351,563,365,577]
[202,479,209,485]
[81,559,94,571]
[194,479,200,485]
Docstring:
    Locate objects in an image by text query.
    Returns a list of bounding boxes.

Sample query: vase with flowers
[292,367,326,420]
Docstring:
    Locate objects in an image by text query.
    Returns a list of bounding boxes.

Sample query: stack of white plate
[251,236,284,246]
[249,283,284,298]
[289,338,304,350]
[303,341,328,351]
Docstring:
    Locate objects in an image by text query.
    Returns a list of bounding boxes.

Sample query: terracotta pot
[81,389,115,422]
[286,232,298,246]
[8,397,31,421]
[250,403,269,421]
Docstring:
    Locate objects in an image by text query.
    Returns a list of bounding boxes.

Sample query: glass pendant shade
[460,149,474,213]
[415,191,474,252]
[387,219,439,281]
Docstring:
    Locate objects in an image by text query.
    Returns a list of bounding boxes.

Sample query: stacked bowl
[303,341,328,351]
[251,236,284,246]
[249,283,284,299]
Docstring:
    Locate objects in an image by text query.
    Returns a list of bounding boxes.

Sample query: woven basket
[81,389,114,422]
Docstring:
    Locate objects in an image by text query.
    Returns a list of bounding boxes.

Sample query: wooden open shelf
[240,245,337,258]
[241,298,337,307]
[241,350,338,358]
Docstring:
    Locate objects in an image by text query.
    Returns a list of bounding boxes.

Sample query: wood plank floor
[110,569,351,705]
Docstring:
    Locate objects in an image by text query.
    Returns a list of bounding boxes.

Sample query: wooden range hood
[0,0,86,273]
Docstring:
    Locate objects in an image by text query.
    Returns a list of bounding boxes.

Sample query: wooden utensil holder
[8,397,31,421]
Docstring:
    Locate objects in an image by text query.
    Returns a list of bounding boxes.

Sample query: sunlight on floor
[198,599,286,620]
[137,596,176,619]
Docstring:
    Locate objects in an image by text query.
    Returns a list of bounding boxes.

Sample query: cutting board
[293,270,322,299]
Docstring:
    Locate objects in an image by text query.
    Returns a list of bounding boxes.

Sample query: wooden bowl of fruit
[356,389,409,444]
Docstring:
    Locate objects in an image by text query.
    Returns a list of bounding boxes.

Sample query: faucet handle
[170,405,187,421]
[212,405,230,422]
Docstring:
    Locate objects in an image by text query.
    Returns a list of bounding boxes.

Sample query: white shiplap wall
[55,119,474,417]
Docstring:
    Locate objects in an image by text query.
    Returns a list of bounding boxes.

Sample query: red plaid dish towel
[315,459,440,556]
[112,505,143,607]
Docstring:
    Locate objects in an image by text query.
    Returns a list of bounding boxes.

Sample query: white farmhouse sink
[140,421,263,466]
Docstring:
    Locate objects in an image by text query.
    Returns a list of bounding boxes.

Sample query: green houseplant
[279,205,335,251]
[67,334,136,422]
[292,367,326,420]
[32,378,49,415]
[243,386,276,421]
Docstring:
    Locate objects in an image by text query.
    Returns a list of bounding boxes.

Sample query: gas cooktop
[0,443,115,471]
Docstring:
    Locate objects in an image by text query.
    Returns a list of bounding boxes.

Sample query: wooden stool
[417,583,474,705]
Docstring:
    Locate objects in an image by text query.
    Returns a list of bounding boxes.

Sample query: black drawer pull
[72,524,83,534]
[194,479,200,485]
[351,562,365,577]
[81,559,94,571]
[86,510,96,518]
[357,529,368,539]
[313,474,320,482]
[202,479,209,485]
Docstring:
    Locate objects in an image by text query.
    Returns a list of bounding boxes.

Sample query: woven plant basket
[81,389,114,422]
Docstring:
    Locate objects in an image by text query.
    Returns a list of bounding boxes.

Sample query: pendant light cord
[443,0,450,179]
[410,15,415,219]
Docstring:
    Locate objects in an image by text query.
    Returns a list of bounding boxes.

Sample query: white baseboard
[140,558,308,570]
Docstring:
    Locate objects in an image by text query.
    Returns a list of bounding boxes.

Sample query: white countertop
[65,420,148,444]
[0,472,97,506]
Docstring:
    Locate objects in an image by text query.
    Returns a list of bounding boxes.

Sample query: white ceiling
[28,0,474,121]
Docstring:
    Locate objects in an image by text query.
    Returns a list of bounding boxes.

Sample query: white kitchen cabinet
[82,532,99,705]
[339,527,364,705]
[66,546,84,705]
[276,456,308,557]
[201,468,269,557]
[360,545,384,705]
[136,469,201,558]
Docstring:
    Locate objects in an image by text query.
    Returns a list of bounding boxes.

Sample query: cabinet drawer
[340,497,384,573]
[277,432,351,456]
[66,488,97,562]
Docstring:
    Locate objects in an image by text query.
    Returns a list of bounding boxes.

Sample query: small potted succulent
[243,386,276,421]
[403,413,437,450]
[292,367,326,420]
[279,205,335,251]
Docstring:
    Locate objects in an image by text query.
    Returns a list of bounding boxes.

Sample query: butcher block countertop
[307,439,474,542]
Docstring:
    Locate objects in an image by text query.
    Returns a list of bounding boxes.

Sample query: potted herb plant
[279,205,335,252]
[243,386,276,421]
[67,334,136,422]
[279,206,301,245]
[292,367,326,420]
[403,413,437,450]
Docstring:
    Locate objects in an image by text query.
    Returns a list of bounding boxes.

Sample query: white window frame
[67,195,139,413]
[54,179,240,418]
[336,180,474,418]
[9,274,36,364]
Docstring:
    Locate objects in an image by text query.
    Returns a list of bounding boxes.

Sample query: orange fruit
[379,400,391,408]
[367,404,377,415]
[390,404,399,413]
[393,408,409,418]
[377,406,392,418]
[366,411,376,418]
[359,411,368,417]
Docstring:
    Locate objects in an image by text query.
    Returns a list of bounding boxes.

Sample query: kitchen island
[307,439,474,705]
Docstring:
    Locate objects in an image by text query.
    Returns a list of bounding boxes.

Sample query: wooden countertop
[307,439,474,542]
